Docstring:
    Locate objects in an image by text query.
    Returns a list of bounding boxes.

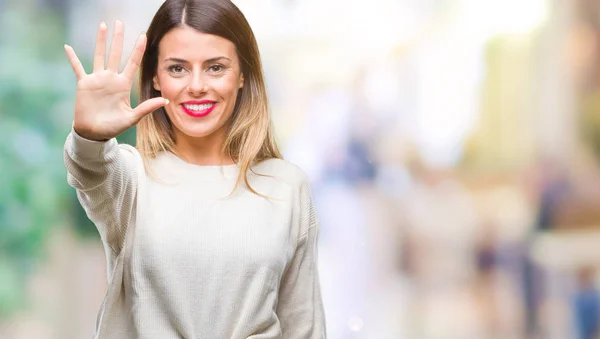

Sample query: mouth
[180,101,217,118]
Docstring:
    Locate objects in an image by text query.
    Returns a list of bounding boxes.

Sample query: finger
[93,21,108,72]
[107,20,124,72]
[123,33,147,81]
[132,97,169,121]
[64,44,86,81]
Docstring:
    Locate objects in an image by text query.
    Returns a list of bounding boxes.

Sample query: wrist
[72,123,109,142]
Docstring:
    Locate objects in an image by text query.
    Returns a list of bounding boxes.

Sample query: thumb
[132,97,169,120]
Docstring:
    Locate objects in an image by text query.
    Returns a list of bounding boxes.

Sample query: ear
[153,75,161,91]
[238,73,244,89]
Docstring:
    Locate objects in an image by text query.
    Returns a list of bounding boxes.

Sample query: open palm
[64,21,167,141]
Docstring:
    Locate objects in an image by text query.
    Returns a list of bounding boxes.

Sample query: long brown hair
[137,0,282,195]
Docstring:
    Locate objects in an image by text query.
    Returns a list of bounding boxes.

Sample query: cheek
[158,76,185,97]
[214,77,242,100]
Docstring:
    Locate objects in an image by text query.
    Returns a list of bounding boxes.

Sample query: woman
[62,0,326,338]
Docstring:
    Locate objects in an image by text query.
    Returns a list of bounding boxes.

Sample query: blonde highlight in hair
[136,0,282,195]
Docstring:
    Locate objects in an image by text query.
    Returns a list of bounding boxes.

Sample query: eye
[208,65,224,73]
[167,65,185,74]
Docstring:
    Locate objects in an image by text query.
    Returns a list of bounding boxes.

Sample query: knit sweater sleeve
[276,175,327,338]
[63,128,139,255]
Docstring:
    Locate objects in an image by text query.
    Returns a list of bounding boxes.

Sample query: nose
[188,72,207,96]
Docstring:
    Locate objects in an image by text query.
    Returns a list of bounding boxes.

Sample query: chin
[167,108,230,140]
[178,127,217,139]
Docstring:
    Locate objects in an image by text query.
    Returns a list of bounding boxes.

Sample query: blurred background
[2,0,600,338]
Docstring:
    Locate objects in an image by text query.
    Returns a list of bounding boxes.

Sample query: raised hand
[64,20,167,141]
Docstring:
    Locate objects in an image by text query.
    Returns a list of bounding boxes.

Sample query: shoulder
[251,158,311,189]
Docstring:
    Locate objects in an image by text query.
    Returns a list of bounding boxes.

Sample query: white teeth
[184,103,214,111]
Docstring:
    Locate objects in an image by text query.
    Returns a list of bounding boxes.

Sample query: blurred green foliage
[0,2,139,318]
[0,3,69,317]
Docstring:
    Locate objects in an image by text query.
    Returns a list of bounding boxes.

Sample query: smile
[181,102,217,118]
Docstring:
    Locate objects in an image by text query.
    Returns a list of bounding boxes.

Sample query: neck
[172,128,235,166]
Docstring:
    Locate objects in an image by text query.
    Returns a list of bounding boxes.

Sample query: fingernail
[100,21,106,28]
[165,99,170,105]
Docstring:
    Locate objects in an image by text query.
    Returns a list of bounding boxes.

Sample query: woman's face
[153,25,244,142]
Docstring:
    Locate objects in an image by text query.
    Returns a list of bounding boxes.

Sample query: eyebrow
[163,56,232,64]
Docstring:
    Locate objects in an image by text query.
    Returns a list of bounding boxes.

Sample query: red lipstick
[180,100,217,118]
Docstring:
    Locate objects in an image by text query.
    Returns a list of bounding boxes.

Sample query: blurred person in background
[572,267,600,339]
[62,0,326,338]
[524,158,571,338]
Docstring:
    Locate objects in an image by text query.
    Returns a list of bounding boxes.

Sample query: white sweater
[63,129,326,339]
